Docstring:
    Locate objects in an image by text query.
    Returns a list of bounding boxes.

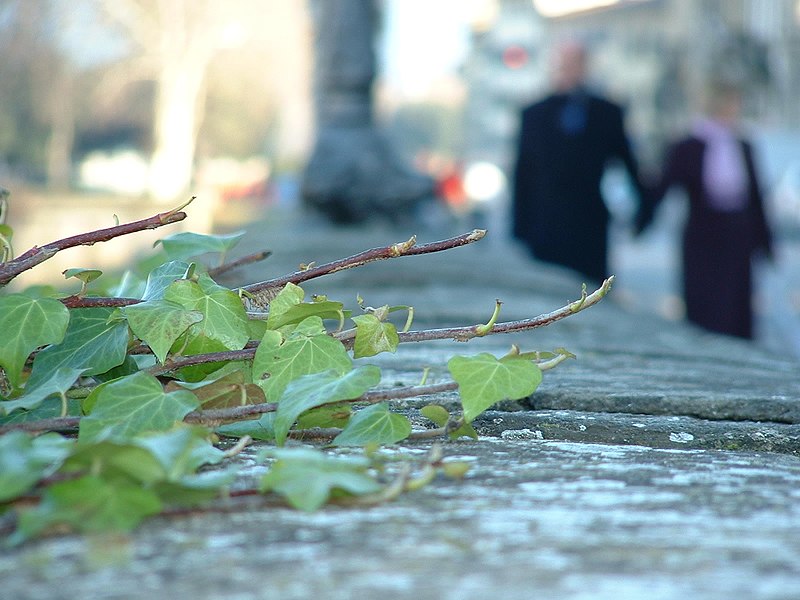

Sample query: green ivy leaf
[132,425,225,480]
[0,222,13,261]
[94,355,140,382]
[164,278,249,350]
[259,447,381,511]
[64,439,167,484]
[449,421,479,441]
[273,365,381,446]
[0,294,70,387]
[12,475,162,543]
[152,468,237,507]
[172,335,230,382]
[79,372,200,442]
[265,283,305,329]
[0,431,72,502]
[79,379,113,415]
[448,353,542,423]
[121,299,204,363]
[111,270,147,299]
[18,284,60,299]
[0,366,88,416]
[247,317,268,341]
[253,317,352,402]
[172,366,265,409]
[420,404,449,426]
[0,397,82,427]
[332,403,411,446]
[216,412,276,441]
[351,314,399,358]
[296,403,352,430]
[62,428,224,500]
[26,308,129,389]
[155,231,245,261]
[62,268,102,285]
[171,359,252,390]
[420,404,479,440]
[142,260,192,301]
[267,300,346,331]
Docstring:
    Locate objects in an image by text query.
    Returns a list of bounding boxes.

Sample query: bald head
[551,41,588,93]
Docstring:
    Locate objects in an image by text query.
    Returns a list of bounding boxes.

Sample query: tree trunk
[45,68,75,192]
[147,0,217,203]
[148,54,208,202]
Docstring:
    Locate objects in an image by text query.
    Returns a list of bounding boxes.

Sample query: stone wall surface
[3,205,799,599]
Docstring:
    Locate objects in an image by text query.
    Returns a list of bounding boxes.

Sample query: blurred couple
[511,40,773,340]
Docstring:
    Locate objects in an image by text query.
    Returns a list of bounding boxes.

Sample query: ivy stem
[239,229,487,307]
[0,204,189,287]
[402,306,415,333]
[207,250,272,279]
[397,276,614,343]
[538,353,573,371]
[59,392,68,418]
[147,279,611,378]
[475,299,502,336]
[222,436,252,458]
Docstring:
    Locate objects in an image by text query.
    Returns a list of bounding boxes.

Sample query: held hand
[633,204,655,237]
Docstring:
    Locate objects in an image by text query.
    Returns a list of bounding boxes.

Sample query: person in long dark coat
[512,41,645,284]
[641,81,773,339]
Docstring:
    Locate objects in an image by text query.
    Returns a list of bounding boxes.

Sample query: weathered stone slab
[4,207,800,599]
[3,439,800,600]
[474,409,800,454]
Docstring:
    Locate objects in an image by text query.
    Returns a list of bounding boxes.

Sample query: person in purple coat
[512,40,645,284]
[640,80,774,339]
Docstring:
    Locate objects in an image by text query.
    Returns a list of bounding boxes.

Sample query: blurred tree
[91,0,249,201]
[92,0,313,200]
[0,0,76,188]
[0,0,314,197]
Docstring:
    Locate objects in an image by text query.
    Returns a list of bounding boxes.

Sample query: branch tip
[161,196,196,222]
[468,229,487,242]
[390,235,417,256]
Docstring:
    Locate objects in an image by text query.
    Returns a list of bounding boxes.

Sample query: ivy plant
[0,196,612,543]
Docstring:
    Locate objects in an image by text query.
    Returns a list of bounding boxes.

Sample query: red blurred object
[436,166,467,209]
[502,45,529,70]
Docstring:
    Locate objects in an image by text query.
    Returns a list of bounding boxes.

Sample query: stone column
[301,0,434,223]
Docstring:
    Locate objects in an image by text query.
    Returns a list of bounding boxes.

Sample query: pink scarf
[693,118,748,211]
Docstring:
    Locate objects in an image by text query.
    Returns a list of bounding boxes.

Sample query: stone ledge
[473,409,800,455]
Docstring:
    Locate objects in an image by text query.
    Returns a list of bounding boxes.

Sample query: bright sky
[380,0,473,98]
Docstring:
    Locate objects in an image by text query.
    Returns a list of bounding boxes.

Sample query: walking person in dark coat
[512,40,645,284]
[640,80,774,339]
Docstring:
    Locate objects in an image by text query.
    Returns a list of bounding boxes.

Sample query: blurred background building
[432,0,800,216]
[1,0,800,356]
[1,0,798,213]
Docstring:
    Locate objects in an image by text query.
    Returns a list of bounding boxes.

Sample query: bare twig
[144,280,610,379]
[396,276,614,343]
[0,416,80,434]
[208,250,272,279]
[240,229,487,308]
[0,203,191,286]
[184,400,277,425]
[361,382,459,403]
[61,295,142,308]
[147,348,258,377]
[184,381,458,427]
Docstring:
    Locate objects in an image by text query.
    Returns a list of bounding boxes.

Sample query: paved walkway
[3,203,800,599]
